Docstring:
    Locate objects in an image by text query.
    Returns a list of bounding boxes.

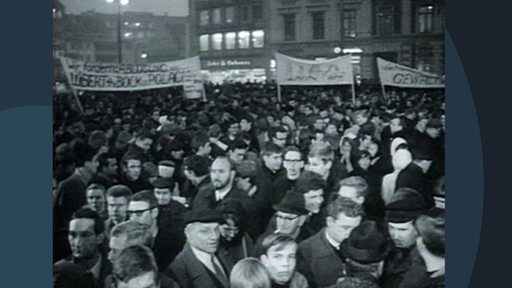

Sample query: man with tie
[296,196,364,288]
[166,208,234,288]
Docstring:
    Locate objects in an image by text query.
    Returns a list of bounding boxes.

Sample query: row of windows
[199,5,263,26]
[200,30,265,51]
[281,5,436,41]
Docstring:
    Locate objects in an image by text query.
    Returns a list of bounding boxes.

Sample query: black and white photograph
[52,1,445,287]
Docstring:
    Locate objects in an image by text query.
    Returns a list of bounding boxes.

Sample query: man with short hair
[268,126,289,148]
[167,209,234,288]
[182,155,212,203]
[190,131,213,159]
[104,185,132,239]
[128,190,185,271]
[334,176,369,206]
[272,146,305,205]
[293,170,327,237]
[54,207,111,288]
[119,153,152,194]
[297,197,364,288]
[97,152,120,186]
[306,142,344,194]
[381,188,427,288]
[192,156,251,212]
[126,128,154,163]
[257,233,308,288]
[227,139,249,165]
[85,183,107,220]
[54,146,101,262]
[337,220,391,288]
[112,245,179,288]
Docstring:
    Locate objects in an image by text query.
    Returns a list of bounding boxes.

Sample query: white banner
[60,56,203,92]
[377,58,444,88]
[275,52,354,86]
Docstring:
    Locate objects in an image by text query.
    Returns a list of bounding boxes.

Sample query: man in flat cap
[257,191,310,246]
[336,220,391,288]
[166,209,234,288]
[381,188,427,288]
[297,196,364,288]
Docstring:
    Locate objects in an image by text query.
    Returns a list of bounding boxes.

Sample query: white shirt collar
[190,245,216,272]
[325,229,341,250]
[215,185,231,202]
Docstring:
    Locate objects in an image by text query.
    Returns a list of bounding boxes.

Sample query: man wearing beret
[381,188,427,288]
[166,209,234,288]
[335,220,391,288]
[297,196,364,288]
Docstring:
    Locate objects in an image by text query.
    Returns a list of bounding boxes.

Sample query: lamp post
[107,0,129,63]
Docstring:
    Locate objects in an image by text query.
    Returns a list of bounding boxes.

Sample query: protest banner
[275,52,354,102]
[377,57,445,89]
[60,56,204,93]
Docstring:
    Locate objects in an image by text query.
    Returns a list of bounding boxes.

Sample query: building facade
[269,0,445,81]
[190,0,272,83]
[54,8,190,69]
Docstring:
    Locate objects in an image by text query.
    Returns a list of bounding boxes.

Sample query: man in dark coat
[118,153,152,194]
[54,207,111,288]
[381,188,427,288]
[166,209,234,288]
[272,146,304,206]
[395,142,435,209]
[297,197,364,288]
[182,154,212,203]
[54,147,100,262]
[128,190,185,272]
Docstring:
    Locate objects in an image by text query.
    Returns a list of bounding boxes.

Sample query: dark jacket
[381,246,420,288]
[54,254,111,288]
[297,228,347,288]
[395,163,434,209]
[166,244,234,288]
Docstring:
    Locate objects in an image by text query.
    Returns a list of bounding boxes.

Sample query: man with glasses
[166,209,234,288]
[54,207,111,288]
[128,190,185,272]
[272,146,304,205]
[297,196,364,287]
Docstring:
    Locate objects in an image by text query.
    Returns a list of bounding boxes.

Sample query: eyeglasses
[284,159,303,163]
[127,206,156,217]
[276,214,299,221]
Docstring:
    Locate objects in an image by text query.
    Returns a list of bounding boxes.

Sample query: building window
[212,8,222,25]
[200,10,209,26]
[417,5,433,33]
[343,10,357,38]
[225,6,235,24]
[199,35,209,51]
[212,33,223,50]
[312,12,325,40]
[282,14,296,41]
[240,6,251,22]
[252,4,263,21]
[225,32,236,49]
[252,30,264,48]
[238,31,250,49]
[377,5,394,36]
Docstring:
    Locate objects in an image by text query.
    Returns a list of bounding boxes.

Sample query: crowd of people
[53,82,445,288]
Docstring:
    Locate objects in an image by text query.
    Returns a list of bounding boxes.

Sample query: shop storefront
[200,57,269,84]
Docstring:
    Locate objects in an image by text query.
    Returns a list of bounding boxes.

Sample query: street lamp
[106,0,129,63]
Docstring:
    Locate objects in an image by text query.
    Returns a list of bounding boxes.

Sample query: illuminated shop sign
[205,59,253,67]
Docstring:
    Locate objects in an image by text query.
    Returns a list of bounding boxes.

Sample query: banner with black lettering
[60,56,203,93]
[377,58,444,88]
[275,52,353,86]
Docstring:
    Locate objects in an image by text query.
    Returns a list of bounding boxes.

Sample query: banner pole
[350,54,356,104]
[277,83,282,103]
[71,88,84,114]
[381,83,386,101]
